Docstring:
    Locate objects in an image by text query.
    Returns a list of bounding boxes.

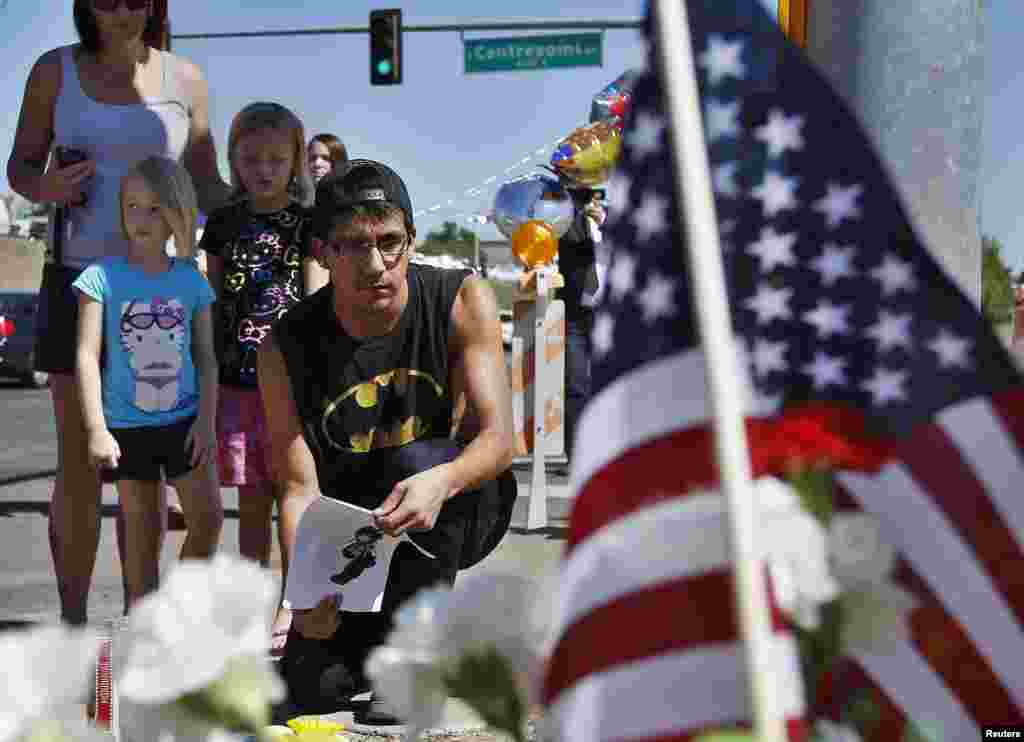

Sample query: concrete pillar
[804,0,986,305]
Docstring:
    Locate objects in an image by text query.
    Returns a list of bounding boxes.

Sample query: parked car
[0,291,48,387]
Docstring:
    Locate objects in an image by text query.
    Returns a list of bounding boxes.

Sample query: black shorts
[34,263,83,374]
[104,416,198,483]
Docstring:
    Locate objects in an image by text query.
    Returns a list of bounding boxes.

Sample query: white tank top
[52,45,192,268]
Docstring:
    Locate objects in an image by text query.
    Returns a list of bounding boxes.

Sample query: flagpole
[651,1,786,740]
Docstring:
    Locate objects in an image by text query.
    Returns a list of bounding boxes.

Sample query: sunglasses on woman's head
[92,0,149,12]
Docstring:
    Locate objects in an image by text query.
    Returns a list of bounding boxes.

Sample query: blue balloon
[492,175,575,240]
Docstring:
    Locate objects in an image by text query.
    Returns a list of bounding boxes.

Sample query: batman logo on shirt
[320,368,445,453]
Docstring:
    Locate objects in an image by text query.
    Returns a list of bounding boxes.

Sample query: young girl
[74,156,222,611]
[307,133,348,184]
[199,102,328,654]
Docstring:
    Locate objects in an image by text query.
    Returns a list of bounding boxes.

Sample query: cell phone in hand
[55,146,90,206]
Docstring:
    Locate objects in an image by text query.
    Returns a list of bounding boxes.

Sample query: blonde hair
[120,156,199,258]
[228,102,314,207]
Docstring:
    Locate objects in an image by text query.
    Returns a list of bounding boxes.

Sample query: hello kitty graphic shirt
[73,257,216,429]
[198,201,312,387]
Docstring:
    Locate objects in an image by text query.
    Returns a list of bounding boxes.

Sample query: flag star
[638,271,678,324]
[705,99,741,141]
[803,300,852,338]
[699,35,746,85]
[866,311,913,353]
[608,252,637,302]
[871,254,917,295]
[751,338,788,376]
[752,172,800,218]
[748,227,798,272]
[928,329,972,369]
[814,182,863,229]
[812,243,857,286]
[629,112,665,160]
[606,173,632,216]
[862,367,909,406]
[592,312,615,358]
[802,351,847,390]
[745,284,794,324]
[713,162,740,198]
[633,192,670,241]
[755,109,805,158]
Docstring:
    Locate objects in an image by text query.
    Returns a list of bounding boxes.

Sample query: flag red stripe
[906,585,1023,724]
[567,429,718,553]
[543,569,789,705]
[988,387,1024,452]
[812,660,907,742]
[895,423,1024,627]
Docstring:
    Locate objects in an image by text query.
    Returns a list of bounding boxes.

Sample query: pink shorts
[216,386,271,488]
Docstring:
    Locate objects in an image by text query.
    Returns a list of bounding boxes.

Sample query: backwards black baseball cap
[312,159,414,238]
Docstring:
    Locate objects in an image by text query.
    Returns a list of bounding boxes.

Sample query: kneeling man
[258,160,516,721]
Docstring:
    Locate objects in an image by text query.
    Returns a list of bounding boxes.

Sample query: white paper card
[283,496,434,612]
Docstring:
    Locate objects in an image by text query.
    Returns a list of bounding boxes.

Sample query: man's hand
[292,596,340,640]
[372,464,455,537]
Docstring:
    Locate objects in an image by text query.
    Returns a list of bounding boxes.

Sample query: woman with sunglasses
[6,0,230,626]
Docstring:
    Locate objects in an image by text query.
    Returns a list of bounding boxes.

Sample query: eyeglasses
[92,0,149,12]
[330,234,410,265]
[121,312,182,331]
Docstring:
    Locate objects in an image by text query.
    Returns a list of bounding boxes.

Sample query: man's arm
[257,336,337,638]
[257,335,320,508]
[373,275,514,535]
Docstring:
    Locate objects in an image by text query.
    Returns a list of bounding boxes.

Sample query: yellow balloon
[511,220,558,268]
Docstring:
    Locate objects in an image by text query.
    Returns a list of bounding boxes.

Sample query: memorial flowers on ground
[115,554,285,741]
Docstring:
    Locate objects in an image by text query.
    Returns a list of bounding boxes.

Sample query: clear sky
[2,1,1021,267]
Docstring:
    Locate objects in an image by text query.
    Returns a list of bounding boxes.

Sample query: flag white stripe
[840,466,1024,707]
[856,643,979,741]
[939,399,1024,547]
[549,637,805,742]
[571,348,775,498]
[555,493,730,639]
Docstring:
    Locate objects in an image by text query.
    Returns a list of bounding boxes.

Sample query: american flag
[542,0,1024,740]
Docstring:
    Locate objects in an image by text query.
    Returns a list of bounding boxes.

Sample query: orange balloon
[511,220,558,268]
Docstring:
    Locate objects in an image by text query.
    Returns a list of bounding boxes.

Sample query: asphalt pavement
[0,378,572,627]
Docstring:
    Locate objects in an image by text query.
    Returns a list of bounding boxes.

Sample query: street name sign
[464,32,603,74]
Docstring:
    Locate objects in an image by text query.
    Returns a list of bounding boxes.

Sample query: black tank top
[274,264,471,508]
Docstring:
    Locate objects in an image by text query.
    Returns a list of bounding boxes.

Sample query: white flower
[0,626,100,742]
[840,581,917,655]
[116,555,278,703]
[115,556,284,741]
[366,573,549,741]
[756,477,840,630]
[814,719,863,742]
[364,646,448,739]
[829,513,896,586]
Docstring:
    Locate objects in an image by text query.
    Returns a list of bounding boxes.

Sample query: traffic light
[369,9,402,85]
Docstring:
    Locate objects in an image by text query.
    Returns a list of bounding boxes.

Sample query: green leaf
[442,646,527,742]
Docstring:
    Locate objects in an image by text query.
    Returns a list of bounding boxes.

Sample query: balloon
[492,175,575,240]
[549,119,623,187]
[511,220,558,268]
[590,69,641,123]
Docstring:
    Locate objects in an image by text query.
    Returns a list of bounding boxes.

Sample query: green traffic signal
[370,8,402,85]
